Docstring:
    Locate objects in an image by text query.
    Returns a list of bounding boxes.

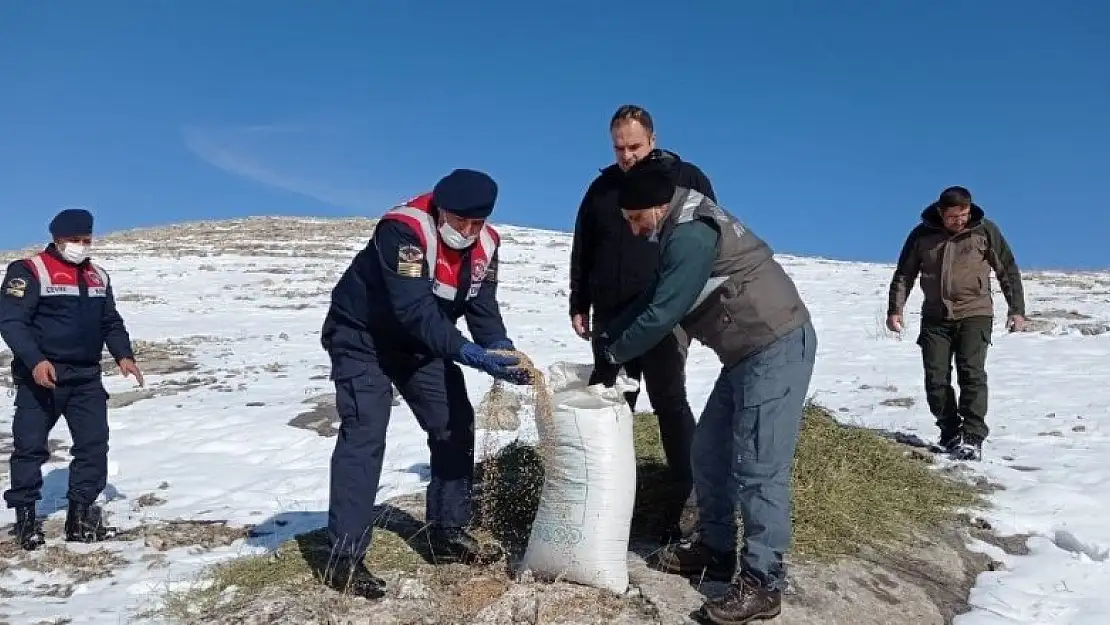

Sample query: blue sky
[1,1,1107,270]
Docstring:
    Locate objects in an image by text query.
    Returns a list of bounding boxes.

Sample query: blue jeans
[691,321,817,590]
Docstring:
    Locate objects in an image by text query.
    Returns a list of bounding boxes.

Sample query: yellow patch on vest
[397,262,423,278]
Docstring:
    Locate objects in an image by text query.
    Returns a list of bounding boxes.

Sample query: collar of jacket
[597,148,683,178]
[919,201,987,231]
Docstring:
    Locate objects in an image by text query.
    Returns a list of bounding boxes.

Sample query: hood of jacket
[920,201,986,230]
[597,148,685,181]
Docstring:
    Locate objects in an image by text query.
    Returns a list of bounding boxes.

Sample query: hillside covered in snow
[0,216,1108,624]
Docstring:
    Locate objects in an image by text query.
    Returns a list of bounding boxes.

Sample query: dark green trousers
[916,316,993,443]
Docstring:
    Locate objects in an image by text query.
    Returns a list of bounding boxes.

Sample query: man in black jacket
[568,104,717,541]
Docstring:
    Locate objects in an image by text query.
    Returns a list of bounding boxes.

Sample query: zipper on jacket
[77,267,88,302]
[940,235,952,317]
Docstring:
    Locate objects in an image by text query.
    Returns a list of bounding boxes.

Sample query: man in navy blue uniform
[320,169,530,597]
[0,208,144,551]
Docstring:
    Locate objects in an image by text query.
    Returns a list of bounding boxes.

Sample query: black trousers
[588,310,696,526]
[917,316,993,443]
[4,379,110,509]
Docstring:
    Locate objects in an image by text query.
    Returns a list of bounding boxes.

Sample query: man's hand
[886,314,904,333]
[595,331,620,365]
[458,343,528,384]
[118,358,145,387]
[571,313,591,340]
[32,360,56,389]
[1006,314,1028,333]
[486,339,515,352]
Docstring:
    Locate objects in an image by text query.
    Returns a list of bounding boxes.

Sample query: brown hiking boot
[698,571,782,624]
[648,537,734,581]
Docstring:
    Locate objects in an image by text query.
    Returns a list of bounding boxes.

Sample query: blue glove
[486,339,515,351]
[458,343,529,384]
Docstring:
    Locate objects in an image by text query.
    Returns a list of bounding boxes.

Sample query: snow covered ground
[0,216,1107,624]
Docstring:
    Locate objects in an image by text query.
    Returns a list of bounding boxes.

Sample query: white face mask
[646,210,662,243]
[60,242,90,264]
[439,222,478,250]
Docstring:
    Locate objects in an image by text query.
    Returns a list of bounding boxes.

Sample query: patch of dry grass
[628,409,683,538]
[622,401,982,559]
[790,402,982,560]
[22,544,130,582]
[152,524,423,622]
[148,399,981,623]
[428,570,510,617]
[131,520,250,552]
[477,398,982,562]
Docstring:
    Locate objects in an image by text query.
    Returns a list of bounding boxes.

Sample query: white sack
[521,361,638,594]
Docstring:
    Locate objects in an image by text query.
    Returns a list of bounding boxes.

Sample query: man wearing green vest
[597,158,817,625]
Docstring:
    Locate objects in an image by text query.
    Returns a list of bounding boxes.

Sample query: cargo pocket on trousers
[915,328,927,348]
[738,370,792,467]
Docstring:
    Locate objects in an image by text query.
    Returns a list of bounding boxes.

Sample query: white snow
[1,218,1108,624]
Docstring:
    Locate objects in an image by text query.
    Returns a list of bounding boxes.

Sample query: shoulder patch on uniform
[397,262,423,278]
[396,244,425,278]
[398,244,424,263]
[4,276,26,298]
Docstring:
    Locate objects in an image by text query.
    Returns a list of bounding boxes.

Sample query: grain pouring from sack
[488,349,556,459]
[473,349,561,548]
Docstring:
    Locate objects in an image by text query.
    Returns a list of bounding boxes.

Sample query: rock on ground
[1025,308,1110,335]
[289,389,402,437]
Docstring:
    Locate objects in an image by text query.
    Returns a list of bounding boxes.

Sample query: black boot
[64,501,117,543]
[698,571,782,625]
[648,537,735,582]
[938,428,962,452]
[951,437,983,461]
[12,505,45,551]
[324,557,386,599]
[425,527,503,565]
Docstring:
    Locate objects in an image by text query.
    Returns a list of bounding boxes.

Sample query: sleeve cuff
[603,347,618,365]
[598,332,621,365]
